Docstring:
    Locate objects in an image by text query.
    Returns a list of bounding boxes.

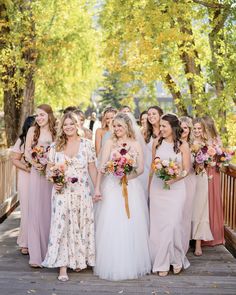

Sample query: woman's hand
[165,179,177,186]
[54,183,63,192]
[93,189,102,202]
[34,163,45,171]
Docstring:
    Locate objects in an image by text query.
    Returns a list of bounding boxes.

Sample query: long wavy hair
[56,112,83,152]
[156,114,183,153]
[202,115,219,140]
[192,117,208,144]
[145,106,163,143]
[32,104,56,147]
[179,116,193,143]
[112,113,136,141]
[19,116,35,148]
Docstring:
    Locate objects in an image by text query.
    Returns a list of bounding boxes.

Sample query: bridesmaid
[95,107,117,156]
[139,110,148,139]
[75,109,93,140]
[202,115,225,246]
[149,114,191,276]
[191,118,213,256]
[11,116,35,255]
[25,104,56,267]
[43,112,97,281]
[179,116,197,254]
[145,106,163,195]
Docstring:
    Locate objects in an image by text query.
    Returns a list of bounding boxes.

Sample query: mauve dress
[27,141,53,266]
[11,139,30,248]
[202,166,225,246]
[149,140,190,272]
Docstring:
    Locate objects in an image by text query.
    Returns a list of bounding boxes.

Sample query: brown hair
[146,106,163,143]
[202,115,219,140]
[101,107,117,129]
[156,113,183,153]
[56,112,83,151]
[32,104,56,147]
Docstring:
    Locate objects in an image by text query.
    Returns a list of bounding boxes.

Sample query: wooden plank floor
[0,209,235,295]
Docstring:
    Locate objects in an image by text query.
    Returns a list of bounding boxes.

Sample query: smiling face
[160,119,172,139]
[35,108,49,127]
[181,122,190,140]
[63,118,77,137]
[147,108,160,125]
[193,122,203,139]
[113,119,127,139]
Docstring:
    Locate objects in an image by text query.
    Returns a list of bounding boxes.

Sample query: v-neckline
[63,138,83,160]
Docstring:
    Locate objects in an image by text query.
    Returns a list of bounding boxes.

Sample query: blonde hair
[192,117,208,143]
[112,112,136,140]
[56,112,83,151]
[179,116,193,143]
[101,107,117,129]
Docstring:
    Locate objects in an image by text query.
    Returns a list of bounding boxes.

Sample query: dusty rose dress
[27,141,53,266]
[11,139,30,248]
[202,166,225,246]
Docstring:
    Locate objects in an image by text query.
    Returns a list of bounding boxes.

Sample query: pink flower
[207,146,216,157]
[162,160,169,167]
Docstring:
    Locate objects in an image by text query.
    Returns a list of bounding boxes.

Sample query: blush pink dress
[27,141,53,266]
[11,139,30,248]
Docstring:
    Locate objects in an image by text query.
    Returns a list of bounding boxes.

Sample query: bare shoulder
[180,141,190,152]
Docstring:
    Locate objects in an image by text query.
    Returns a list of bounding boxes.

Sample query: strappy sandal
[20,248,29,255]
[173,266,182,274]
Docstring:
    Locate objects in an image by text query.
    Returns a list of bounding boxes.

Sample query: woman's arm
[93,139,112,201]
[11,152,30,173]
[148,139,158,194]
[88,162,97,187]
[95,128,102,157]
[24,126,35,163]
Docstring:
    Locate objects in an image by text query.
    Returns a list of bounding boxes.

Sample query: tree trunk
[164,74,189,116]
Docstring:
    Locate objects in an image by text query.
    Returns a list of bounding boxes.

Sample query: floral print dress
[42,138,96,270]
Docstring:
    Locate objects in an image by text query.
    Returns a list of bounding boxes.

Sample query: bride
[93,112,151,281]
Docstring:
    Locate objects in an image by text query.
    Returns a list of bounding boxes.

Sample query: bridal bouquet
[191,143,216,175]
[103,143,137,218]
[31,145,50,175]
[151,157,181,189]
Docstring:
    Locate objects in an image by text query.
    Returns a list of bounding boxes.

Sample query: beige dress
[191,172,213,241]
[149,140,190,272]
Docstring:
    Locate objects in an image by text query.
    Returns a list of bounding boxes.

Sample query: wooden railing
[0,150,18,222]
[221,164,236,257]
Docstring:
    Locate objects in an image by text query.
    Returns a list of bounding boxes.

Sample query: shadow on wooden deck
[0,209,235,295]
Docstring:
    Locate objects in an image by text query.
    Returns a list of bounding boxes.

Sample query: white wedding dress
[94,141,151,281]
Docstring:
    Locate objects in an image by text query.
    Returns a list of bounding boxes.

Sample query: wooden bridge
[0,150,235,295]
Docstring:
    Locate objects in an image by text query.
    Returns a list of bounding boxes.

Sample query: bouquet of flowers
[102,143,137,218]
[215,146,235,169]
[48,162,79,193]
[31,145,50,175]
[191,143,216,175]
[151,157,181,189]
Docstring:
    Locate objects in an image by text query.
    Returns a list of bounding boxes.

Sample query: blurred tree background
[0,0,235,147]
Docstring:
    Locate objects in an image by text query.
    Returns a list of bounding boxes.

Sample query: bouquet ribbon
[121,175,130,219]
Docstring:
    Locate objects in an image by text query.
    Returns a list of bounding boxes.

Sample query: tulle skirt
[94,175,151,281]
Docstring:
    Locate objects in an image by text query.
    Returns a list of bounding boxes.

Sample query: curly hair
[112,112,136,141]
[192,117,209,144]
[145,106,163,143]
[56,112,83,151]
[32,104,56,147]
[156,113,183,154]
